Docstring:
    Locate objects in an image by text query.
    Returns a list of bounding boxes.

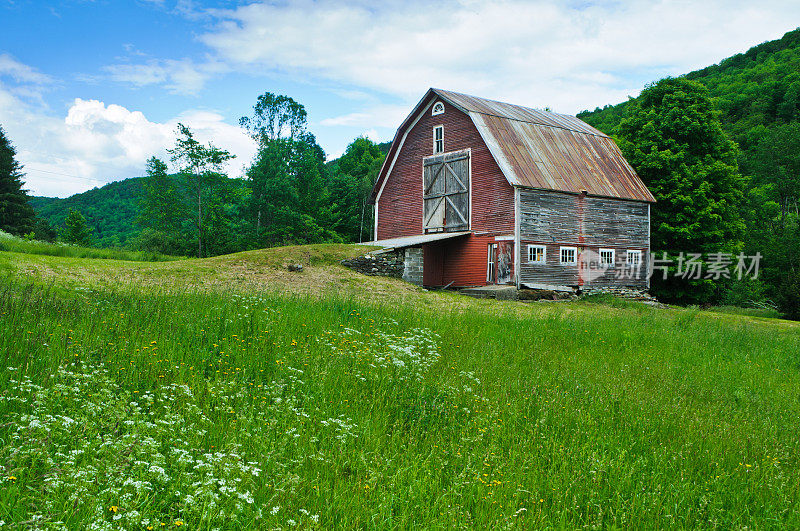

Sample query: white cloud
[0,87,256,197]
[198,0,800,113]
[104,58,226,95]
[318,104,409,129]
[0,53,54,85]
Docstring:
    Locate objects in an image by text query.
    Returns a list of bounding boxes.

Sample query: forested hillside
[578,28,800,170]
[579,27,800,317]
[30,178,144,247]
[29,139,390,250]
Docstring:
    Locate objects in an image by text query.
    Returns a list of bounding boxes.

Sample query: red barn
[369,88,655,291]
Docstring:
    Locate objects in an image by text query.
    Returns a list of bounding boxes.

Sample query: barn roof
[371,88,655,203]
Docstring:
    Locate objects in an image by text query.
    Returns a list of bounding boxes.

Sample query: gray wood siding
[519,189,649,289]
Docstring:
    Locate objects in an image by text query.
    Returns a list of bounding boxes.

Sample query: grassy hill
[578,27,800,173]
[1,243,799,527]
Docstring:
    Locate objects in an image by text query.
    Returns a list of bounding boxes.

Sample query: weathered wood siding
[519,189,649,288]
[376,99,514,240]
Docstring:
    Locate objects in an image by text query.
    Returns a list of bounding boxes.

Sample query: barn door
[487,241,513,284]
[423,150,469,233]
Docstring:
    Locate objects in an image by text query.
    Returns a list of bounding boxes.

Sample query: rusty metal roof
[371,88,655,203]
[432,88,608,137]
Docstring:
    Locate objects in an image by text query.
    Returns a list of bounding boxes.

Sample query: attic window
[433,125,444,154]
[432,101,445,116]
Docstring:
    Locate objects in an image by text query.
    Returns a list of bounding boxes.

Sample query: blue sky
[1,0,799,197]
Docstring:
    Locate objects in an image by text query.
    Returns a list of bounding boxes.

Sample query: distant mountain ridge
[578,27,800,175]
[30,178,144,247]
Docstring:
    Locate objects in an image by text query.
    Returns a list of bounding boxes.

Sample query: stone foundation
[341,251,404,278]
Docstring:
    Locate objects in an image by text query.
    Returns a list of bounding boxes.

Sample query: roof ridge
[432,87,607,137]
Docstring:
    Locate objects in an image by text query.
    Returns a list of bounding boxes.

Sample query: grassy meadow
[1,244,799,529]
[0,231,180,263]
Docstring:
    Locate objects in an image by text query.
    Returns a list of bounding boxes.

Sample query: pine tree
[0,126,37,235]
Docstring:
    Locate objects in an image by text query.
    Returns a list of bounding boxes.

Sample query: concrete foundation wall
[403,247,424,285]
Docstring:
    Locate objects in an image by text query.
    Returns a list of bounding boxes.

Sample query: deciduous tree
[168,124,234,257]
[63,209,92,246]
[618,78,746,302]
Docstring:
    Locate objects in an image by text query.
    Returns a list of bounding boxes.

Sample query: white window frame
[560,246,577,265]
[527,245,546,264]
[626,249,642,268]
[599,248,615,266]
[433,125,444,154]
[487,243,497,282]
[432,101,445,116]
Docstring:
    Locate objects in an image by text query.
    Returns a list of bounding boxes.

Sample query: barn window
[432,101,445,116]
[599,248,615,266]
[626,250,642,268]
[433,126,444,154]
[527,245,546,264]
[560,246,577,265]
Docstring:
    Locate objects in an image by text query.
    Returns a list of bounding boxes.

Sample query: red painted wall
[376,98,515,287]
[376,99,514,239]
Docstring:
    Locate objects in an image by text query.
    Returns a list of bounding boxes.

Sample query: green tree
[62,209,92,246]
[329,137,385,242]
[240,92,308,146]
[748,123,800,225]
[618,78,746,303]
[241,92,311,237]
[136,157,186,255]
[168,124,234,257]
[139,157,184,232]
[244,135,338,246]
[0,126,37,235]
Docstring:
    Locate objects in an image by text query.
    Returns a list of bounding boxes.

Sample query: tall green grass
[0,233,181,262]
[1,279,799,528]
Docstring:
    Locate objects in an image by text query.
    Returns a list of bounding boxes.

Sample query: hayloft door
[423,150,470,233]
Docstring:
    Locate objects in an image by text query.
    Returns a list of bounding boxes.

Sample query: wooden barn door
[487,241,513,284]
[423,150,470,233]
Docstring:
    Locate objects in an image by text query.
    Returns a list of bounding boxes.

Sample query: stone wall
[341,251,404,278]
[580,287,657,302]
[402,247,424,285]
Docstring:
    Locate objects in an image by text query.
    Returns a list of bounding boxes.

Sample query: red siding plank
[377,100,514,244]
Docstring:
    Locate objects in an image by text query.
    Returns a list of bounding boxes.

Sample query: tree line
[582,77,799,318]
[134,93,385,258]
